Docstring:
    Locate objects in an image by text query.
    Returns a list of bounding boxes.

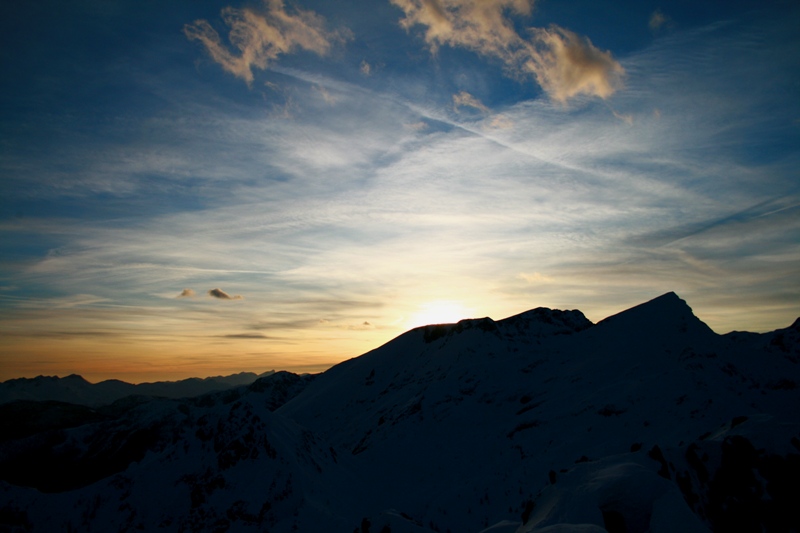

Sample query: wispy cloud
[184,0,348,85]
[649,10,671,32]
[452,90,489,113]
[611,108,633,125]
[486,114,513,129]
[518,272,554,284]
[315,85,338,104]
[391,0,624,102]
[8,16,798,333]
[627,197,800,249]
[32,294,110,309]
[177,288,196,298]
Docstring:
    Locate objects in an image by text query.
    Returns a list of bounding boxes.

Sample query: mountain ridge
[0,370,277,407]
[1,292,798,532]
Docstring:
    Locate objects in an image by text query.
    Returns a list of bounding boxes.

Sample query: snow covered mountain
[0,371,276,407]
[1,293,798,532]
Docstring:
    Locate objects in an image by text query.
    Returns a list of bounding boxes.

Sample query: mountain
[0,371,276,407]
[0,293,798,532]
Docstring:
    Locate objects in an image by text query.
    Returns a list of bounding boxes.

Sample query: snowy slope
[1,293,798,532]
[278,292,799,532]
[0,372,356,532]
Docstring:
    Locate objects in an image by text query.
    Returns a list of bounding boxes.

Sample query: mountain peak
[63,374,90,384]
[499,307,593,336]
[647,290,682,305]
[597,292,714,338]
[636,291,691,313]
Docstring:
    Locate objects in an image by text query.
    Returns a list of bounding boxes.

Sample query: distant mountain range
[0,371,276,407]
[0,292,798,532]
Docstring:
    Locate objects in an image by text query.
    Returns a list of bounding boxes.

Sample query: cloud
[518,272,554,284]
[208,288,244,300]
[391,0,532,55]
[405,121,429,130]
[627,197,800,249]
[360,60,372,75]
[649,10,670,32]
[177,288,196,298]
[453,90,489,113]
[18,294,111,309]
[524,26,625,103]
[611,108,634,125]
[391,0,624,102]
[184,0,347,85]
[486,114,513,129]
[315,85,338,104]
[344,320,376,331]
[4,9,797,382]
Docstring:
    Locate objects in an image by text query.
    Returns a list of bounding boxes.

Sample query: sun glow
[406,300,473,329]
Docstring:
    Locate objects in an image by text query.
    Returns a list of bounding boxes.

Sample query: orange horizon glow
[3,292,797,384]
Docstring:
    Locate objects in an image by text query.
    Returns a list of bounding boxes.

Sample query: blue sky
[1,0,798,382]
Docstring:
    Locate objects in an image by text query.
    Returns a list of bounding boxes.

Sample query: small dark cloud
[219,333,269,339]
[208,288,244,300]
[177,288,196,298]
[344,321,376,331]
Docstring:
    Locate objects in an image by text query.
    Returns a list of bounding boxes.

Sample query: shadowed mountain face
[0,372,314,493]
[1,293,798,532]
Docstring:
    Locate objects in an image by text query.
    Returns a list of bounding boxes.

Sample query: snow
[1,292,798,532]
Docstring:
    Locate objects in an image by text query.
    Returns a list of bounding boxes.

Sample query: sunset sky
[1,0,798,383]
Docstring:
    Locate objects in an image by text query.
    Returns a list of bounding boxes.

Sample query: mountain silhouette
[0,293,797,532]
[0,371,276,407]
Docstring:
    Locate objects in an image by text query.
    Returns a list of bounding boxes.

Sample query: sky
[1,0,798,383]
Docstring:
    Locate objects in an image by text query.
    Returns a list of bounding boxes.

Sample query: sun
[406,300,472,329]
